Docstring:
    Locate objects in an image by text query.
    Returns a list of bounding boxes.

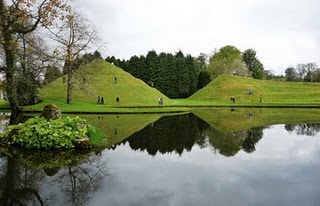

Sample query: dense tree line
[106,46,266,98]
[106,50,205,98]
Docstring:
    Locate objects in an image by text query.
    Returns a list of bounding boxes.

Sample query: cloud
[75,0,320,74]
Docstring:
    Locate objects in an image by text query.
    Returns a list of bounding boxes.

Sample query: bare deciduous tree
[47,9,99,104]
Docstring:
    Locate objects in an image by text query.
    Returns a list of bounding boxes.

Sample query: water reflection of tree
[285,123,320,136]
[0,152,107,206]
[114,114,210,156]
[206,127,264,156]
[53,154,107,206]
[0,156,47,205]
[114,113,264,157]
[242,127,264,153]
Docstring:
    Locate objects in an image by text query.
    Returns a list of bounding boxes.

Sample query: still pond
[1,108,320,206]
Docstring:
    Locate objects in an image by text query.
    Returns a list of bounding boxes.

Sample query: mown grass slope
[189,75,320,105]
[39,59,174,107]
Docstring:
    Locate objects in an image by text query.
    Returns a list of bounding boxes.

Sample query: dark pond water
[1,110,320,206]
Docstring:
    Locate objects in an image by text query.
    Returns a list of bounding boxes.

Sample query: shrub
[0,116,102,149]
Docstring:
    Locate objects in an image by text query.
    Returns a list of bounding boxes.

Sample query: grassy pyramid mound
[39,59,172,106]
[189,75,320,105]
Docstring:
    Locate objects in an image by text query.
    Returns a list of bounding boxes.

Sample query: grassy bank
[193,107,320,132]
[2,65,320,113]
[22,98,190,113]
[34,73,320,111]
[189,75,320,105]
[39,59,174,106]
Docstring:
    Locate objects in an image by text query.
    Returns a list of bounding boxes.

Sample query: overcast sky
[74,0,319,75]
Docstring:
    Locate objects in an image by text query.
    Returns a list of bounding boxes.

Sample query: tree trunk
[66,63,72,104]
[9,110,23,125]
[0,0,21,113]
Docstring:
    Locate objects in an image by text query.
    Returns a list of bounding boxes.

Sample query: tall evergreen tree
[105,56,120,67]
[155,53,168,93]
[126,55,141,77]
[185,55,197,96]
[175,51,190,98]
[117,59,128,70]
[146,50,159,87]
[137,56,148,83]
[197,71,211,89]
[163,53,178,98]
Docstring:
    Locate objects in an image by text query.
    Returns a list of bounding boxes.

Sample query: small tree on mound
[242,49,264,79]
[207,45,251,79]
[48,9,100,104]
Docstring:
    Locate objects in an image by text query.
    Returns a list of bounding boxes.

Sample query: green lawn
[22,98,190,113]
[2,66,320,113]
[189,75,320,106]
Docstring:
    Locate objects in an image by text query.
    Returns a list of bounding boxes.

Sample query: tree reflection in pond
[113,113,264,157]
[113,114,209,156]
[53,156,107,206]
[0,151,107,206]
[242,127,264,153]
[285,123,320,136]
[0,157,47,205]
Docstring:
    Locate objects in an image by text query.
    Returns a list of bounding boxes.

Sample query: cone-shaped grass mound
[189,75,320,105]
[39,59,172,106]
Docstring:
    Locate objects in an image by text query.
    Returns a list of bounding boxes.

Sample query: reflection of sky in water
[90,125,320,206]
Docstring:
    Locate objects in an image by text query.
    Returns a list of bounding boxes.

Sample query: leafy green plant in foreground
[0,116,105,149]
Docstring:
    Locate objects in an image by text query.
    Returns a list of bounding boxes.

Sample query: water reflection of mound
[113,114,264,157]
[113,114,209,156]
[76,114,164,148]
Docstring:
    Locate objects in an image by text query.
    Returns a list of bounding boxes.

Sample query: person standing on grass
[101,97,105,104]
[97,96,100,104]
